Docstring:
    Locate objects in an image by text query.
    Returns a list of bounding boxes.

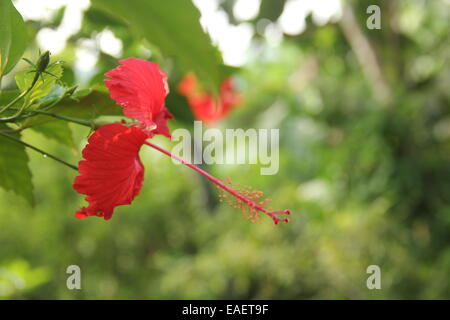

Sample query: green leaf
[15,63,63,105]
[30,121,75,148]
[23,89,122,128]
[259,0,287,22]
[55,88,123,120]
[0,90,20,118]
[91,0,224,91]
[0,0,27,78]
[0,90,19,105]
[0,123,34,205]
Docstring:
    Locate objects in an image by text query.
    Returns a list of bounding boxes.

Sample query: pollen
[217,178,290,224]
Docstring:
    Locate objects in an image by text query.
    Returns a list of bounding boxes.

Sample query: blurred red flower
[178,73,240,123]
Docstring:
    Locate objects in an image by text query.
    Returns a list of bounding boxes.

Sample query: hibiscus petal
[151,107,173,138]
[105,57,169,130]
[73,123,149,220]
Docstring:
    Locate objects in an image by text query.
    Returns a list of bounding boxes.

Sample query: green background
[0,0,449,299]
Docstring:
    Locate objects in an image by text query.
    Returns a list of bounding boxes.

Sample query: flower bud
[36,51,50,73]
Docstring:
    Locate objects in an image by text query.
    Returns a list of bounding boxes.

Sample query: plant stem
[0,101,29,122]
[0,77,38,115]
[1,84,76,123]
[29,109,92,127]
[144,141,290,224]
[0,131,78,171]
[36,85,78,112]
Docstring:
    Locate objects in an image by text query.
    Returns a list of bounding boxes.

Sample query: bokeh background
[1,0,449,299]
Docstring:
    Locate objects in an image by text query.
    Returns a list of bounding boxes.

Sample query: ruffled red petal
[178,73,240,123]
[151,107,173,138]
[105,57,170,132]
[73,123,149,220]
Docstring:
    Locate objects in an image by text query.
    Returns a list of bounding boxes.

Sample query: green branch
[0,74,38,115]
[28,109,93,128]
[0,131,78,171]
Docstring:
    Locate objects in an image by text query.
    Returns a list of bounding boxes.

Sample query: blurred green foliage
[0,0,449,299]
[0,0,27,77]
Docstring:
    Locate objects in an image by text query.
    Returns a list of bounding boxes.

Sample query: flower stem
[0,131,78,171]
[28,109,93,127]
[144,141,290,224]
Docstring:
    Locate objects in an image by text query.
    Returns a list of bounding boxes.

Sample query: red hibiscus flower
[74,58,170,220]
[73,58,289,224]
[178,73,240,123]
